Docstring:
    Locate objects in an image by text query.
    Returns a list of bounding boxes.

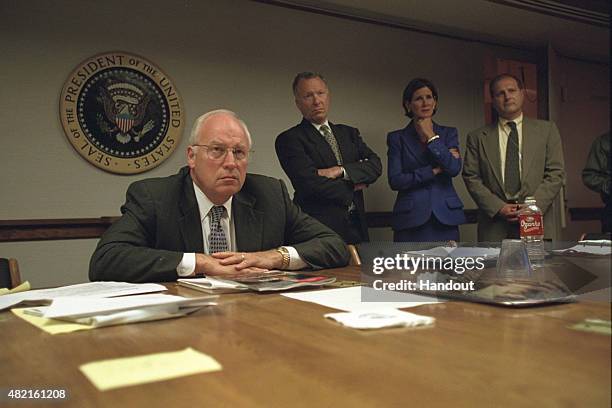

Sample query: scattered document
[12,294,216,333]
[79,347,222,391]
[0,281,166,311]
[580,239,611,246]
[178,277,249,294]
[38,294,215,320]
[325,308,435,330]
[553,243,611,256]
[282,286,440,312]
[403,246,500,260]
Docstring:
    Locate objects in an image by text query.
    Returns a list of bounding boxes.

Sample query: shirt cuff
[427,135,440,144]
[285,246,307,270]
[177,252,196,277]
[341,166,350,180]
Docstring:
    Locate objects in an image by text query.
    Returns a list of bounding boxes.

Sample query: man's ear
[187,146,196,169]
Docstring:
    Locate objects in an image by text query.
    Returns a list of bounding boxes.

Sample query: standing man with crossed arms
[275,72,382,244]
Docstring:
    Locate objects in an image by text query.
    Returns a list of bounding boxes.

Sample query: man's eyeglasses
[192,144,251,161]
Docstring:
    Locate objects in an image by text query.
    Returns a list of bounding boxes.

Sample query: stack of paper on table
[19,294,217,328]
[178,277,249,294]
[178,272,335,293]
[0,281,167,311]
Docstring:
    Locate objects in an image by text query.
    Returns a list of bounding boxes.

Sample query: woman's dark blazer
[387,122,466,232]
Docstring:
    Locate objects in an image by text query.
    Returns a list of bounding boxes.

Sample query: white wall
[1,0,604,287]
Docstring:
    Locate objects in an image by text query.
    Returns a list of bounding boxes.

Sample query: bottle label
[519,213,544,236]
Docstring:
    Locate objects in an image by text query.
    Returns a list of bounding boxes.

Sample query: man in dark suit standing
[275,72,382,244]
[462,73,565,241]
[90,109,349,283]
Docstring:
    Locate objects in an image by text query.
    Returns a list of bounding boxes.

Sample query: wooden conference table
[1,266,610,407]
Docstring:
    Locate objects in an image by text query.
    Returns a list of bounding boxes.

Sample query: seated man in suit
[90,109,349,283]
[462,73,565,242]
[275,72,382,244]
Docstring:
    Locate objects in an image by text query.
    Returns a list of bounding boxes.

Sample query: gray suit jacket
[89,167,349,282]
[462,117,565,241]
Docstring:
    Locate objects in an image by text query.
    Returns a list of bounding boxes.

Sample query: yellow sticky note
[12,308,95,334]
[79,347,222,391]
[0,281,31,295]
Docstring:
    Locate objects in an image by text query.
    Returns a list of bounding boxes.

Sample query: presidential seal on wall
[59,51,184,174]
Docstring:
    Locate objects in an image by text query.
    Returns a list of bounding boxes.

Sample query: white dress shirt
[177,182,306,276]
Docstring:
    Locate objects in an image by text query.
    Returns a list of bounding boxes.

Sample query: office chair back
[0,258,21,289]
[347,245,362,266]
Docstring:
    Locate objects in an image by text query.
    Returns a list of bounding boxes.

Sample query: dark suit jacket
[387,122,466,232]
[275,119,382,242]
[462,117,565,241]
[89,167,349,283]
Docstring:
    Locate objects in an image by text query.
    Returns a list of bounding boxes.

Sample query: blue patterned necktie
[208,205,228,254]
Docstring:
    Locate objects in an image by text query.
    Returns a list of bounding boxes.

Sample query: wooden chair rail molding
[0,208,603,242]
[0,217,120,242]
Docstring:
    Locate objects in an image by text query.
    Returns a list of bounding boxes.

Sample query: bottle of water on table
[519,196,545,267]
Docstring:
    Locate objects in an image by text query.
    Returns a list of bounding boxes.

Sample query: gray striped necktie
[320,124,343,165]
[504,121,521,197]
[208,205,228,254]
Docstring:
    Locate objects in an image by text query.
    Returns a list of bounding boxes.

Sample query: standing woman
[387,78,466,242]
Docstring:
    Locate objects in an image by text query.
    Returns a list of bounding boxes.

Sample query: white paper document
[0,281,167,311]
[403,246,500,260]
[39,294,216,319]
[70,308,193,327]
[178,277,248,293]
[580,239,612,246]
[325,308,435,329]
[282,286,440,312]
[21,294,216,328]
[553,243,612,256]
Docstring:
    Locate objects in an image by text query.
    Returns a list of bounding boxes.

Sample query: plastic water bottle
[519,196,545,267]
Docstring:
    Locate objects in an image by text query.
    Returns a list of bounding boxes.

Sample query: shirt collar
[310,120,330,132]
[498,113,523,128]
[192,182,233,223]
